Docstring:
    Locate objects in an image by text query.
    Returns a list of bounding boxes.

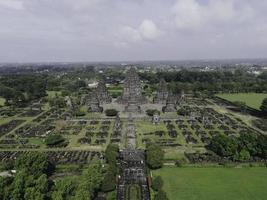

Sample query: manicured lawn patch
[47,90,62,98]
[216,93,267,110]
[153,167,267,200]
[0,97,5,106]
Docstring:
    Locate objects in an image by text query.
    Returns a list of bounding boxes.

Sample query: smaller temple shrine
[96,77,112,104]
[162,92,177,112]
[153,78,168,104]
[87,92,103,113]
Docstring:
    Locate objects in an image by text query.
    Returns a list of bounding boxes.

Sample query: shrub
[146,109,160,116]
[105,109,118,117]
[233,149,251,162]
[101,171,116,192]
[175,158,187,167]
[45,134,65,146]
[155,190,168,200]
[152,176,163,191]
[146,143,164,169]
[177,108,190,116]
[111,91,122,98]
[75,109,86,116]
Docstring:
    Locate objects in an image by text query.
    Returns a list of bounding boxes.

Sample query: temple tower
[118,67,146,105]
[153,78,168,104]
[96,77,112,104]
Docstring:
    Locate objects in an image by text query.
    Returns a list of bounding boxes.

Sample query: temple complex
[96,77,112,104]
[153,78,168,104]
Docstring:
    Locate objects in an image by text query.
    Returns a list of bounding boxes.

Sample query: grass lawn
[47,90,62,98]
[153,167,267,200]
[0,97,5,106]
[216,93,267,110]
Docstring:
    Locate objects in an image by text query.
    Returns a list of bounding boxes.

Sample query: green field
[216,93,267,110]
[0,97,5,106]
[153,167,267,200]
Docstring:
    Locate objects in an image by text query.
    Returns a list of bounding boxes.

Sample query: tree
[260,98,267,115]
[233,149,250,162]
[146,143,164,169]
[152,176,163,191]
[45,134,66,147]
[234,101,247,113]
[208,134,238,157]
[101,171,116,192]
[49,97,66,109]
[146,109,160,116]
[177,108,190,116]
[24,187,45,200]
[16,152,49,177]
[105,109,118,117]
[51,177,78,200]
[257,135,267,159]
[75,162,104,199]
[105,144,119,164]
[11,170,27,200]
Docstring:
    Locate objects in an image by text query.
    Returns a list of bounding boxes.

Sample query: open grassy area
[47,90,62,98]
[216,93,267,110]
[153,167,267,200]
[0,97,5,106]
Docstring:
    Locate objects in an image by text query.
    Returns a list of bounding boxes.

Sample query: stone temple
[153,78,168,104]
[117,67,146,112]
[96,77,112,104]
[118,67,146,105]
[87,91,103,113]
[162,92,177,112]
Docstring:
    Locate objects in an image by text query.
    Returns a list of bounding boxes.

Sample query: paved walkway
[117,113,150,200]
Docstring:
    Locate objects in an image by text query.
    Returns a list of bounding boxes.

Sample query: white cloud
[172,0,255,31]
[0,0,24,10]
[120,19,162,44]
[139,19,162,40]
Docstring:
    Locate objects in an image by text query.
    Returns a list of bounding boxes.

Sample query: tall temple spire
[153,78,168,104]
[96,77,112,104]
[118,66,146,105]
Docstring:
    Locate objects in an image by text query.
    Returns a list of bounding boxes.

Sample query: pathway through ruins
[117,113,150,200]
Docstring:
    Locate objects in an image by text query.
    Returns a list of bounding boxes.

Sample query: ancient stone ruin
[153,78,168,104]
[118,67,146,105]
[162,93,177,112]
[117,149,150,200]
[96,77,112,104]
[87,92,103,112]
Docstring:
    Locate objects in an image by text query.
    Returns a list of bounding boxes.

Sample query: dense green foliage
[0,152,51,200]
[139,70,267,93]
[146,109,160,116]
[105,109,118,117]
[152,176,164,191]
[16,152,50,176]
[177,107,190,116]
[0,74,47,106]
[101,144,119,192]
[45,134,66,146]
[0,152,103,200]
[208,134,267,161]
[146,143,164,169]
[48,96,66,108]
[260,98,267,115]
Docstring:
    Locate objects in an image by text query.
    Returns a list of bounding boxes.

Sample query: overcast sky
[0,0,267,62]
